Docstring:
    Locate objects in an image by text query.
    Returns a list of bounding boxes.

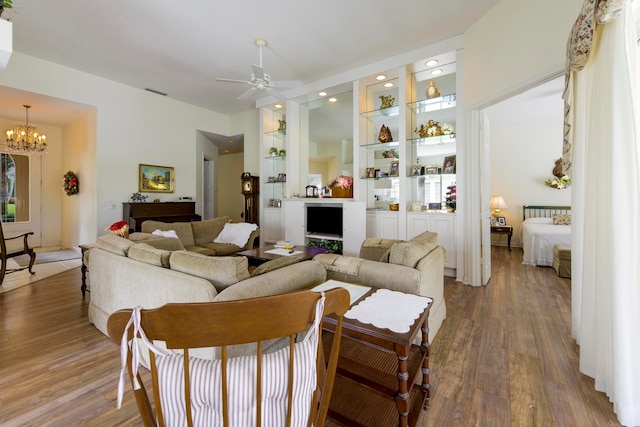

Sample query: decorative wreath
[63,171,79,196]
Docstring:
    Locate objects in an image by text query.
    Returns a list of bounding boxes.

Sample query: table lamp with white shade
[490,196,508,215]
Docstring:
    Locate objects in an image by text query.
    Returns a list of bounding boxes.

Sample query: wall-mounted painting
[139,164,174,193]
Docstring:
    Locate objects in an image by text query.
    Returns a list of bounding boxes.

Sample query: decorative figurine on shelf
[279,149,286,157]
[378,124,393,143]
[277,119,286,132]
[269,147,279,156]
[426,81,441,99]
[379,95,395,110]
[130,192,148,203]
[415,119,444,138]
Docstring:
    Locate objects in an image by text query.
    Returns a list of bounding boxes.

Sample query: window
[1,153,30,222]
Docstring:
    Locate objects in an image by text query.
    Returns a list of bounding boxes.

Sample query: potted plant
[444,184,456,212]
[0,0,13,19]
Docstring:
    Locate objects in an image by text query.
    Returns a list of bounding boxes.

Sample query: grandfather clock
[241,173,259,224]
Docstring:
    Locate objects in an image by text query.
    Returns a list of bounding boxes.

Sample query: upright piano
[123,202,201,232]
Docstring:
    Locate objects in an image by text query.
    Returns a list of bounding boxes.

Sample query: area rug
[13,248,82,267]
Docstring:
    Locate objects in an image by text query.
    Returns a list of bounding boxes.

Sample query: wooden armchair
[108,288,350,427]
[0,221,36,285]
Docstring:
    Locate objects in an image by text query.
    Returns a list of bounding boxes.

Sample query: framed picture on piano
[139,164,174,193]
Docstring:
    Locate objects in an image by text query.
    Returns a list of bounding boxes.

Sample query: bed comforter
[521,218,571,267]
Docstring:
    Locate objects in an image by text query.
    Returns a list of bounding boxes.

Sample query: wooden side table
[320,285,432,427]
[79,243,96,297]
[491,225,513,250]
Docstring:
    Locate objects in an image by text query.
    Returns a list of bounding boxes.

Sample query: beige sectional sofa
[134,216,259,256]
[88,230,447,355]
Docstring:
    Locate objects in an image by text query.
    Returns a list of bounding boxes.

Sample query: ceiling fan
[216,38,301,101]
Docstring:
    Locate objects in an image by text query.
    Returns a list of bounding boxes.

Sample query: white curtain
[566,0,640,425]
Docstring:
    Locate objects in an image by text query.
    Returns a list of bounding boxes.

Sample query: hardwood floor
[0,247,621,426]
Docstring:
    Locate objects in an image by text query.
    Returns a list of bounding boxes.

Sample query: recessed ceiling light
[228,139,234,143]
[318,91,327,97]
[329,97,337,102]
[376,74,386,81]
[274,104,283,109]
[384,82,394,88]
[425,59,439,67]
[431,69,443,76]
[224,149,230,153]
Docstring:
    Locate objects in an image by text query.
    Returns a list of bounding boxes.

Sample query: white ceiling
[1,0,501,151]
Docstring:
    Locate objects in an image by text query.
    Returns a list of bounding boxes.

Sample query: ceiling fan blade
[216,78,251,84]
[237,87,257,100]
[252,65,265,81]
[273,80,302,88]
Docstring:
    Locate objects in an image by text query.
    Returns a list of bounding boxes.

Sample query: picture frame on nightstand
[497,216,506,226]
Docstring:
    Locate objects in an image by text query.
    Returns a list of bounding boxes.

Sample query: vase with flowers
[445,184,456,212]
[328,175,353,198]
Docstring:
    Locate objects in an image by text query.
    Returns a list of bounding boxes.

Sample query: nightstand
[491,225,513,250]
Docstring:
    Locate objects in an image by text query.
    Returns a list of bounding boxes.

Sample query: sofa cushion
[214,223,258,248]
[195,242,239,256]
[192,216,230,246]
[359,238,403,261]
[389,241,432,269]
[136,237,185,252]
[141,220,195,247]
[96,234,134,256]
[128,243,173,268]
[169,251,250,292]
[129,232,163,243]
[408,231,438,251]
[250,256,300,277]
[313,253,364,276]
[184,245,216,256]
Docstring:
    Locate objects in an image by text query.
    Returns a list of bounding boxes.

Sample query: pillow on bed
[552,214,572,225]
[523,217,553,224]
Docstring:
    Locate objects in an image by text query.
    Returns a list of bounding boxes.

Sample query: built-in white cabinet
[407,212,456,270]
[283,200,365,257]
[366,211,399,239]
[262,207,284,243]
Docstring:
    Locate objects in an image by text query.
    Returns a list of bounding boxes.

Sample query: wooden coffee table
[236,244,328,267]
[316,281,432,427]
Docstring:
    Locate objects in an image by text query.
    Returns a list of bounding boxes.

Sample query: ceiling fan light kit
[216,37,301,101]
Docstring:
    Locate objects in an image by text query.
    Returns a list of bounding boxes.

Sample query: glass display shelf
[264,155,286,161]
[407,94,456,113]
[360,105,400,120]
[407,135,456,146]
[361,140,400,150]
[408,173,457,179]
[264,129,286,137]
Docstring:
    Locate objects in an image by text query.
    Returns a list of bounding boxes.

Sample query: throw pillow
[250,256,300,277]
[169,251,250,291]
[213,223,258,248]
[389,241,430,268]
[128,243,172,268]
[97,234,134,256]
[152,229,179,239]
[552,214,572,225]
[192,216,230,245]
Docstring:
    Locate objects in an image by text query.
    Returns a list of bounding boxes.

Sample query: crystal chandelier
[5,105,48,153]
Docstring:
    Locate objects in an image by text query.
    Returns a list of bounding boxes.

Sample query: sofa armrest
[245,227,260,250]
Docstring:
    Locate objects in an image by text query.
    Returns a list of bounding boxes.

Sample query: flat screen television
[306,205,343,237]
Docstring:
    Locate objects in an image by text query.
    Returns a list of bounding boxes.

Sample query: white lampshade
[490,196,508,213]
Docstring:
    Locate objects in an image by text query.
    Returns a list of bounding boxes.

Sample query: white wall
[216,152,244,222]
[0,51,235,245]
[464,0,583,109]
[485,77,570,246]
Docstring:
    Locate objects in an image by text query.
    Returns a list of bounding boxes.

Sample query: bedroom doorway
[479,75,567,285]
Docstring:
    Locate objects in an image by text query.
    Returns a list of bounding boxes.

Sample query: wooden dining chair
[107,288,350,427]
[0,220,36,285]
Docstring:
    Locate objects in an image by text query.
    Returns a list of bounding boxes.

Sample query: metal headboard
[523,205,571,220]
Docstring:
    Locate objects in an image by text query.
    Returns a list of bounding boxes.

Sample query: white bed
[521,205,571,267]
